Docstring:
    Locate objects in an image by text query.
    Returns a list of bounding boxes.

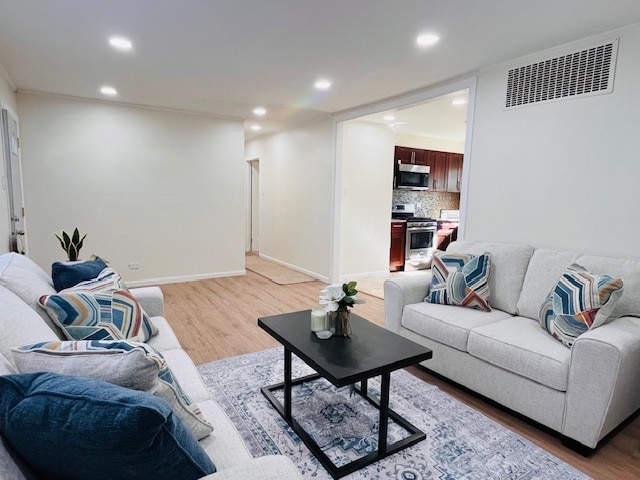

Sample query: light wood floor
[160,269,640,479]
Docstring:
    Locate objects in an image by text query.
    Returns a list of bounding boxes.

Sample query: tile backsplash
[392,190,460,218]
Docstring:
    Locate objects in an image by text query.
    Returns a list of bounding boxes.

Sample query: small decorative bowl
[315,330,332,340]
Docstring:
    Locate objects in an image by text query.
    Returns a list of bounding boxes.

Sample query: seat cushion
[146,316,182,351]
[0,372,216,480]
[402,301,512,351]
[516,249,581,320]
[467,317,571,391]
[446,241,534,315]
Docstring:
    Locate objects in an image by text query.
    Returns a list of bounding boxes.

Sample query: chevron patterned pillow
[38,288,158,342]
[427,251,492,312]
[539,263,624,347]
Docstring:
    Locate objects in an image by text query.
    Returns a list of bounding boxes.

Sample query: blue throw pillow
[0,372,216,480]
[51,257,108,291]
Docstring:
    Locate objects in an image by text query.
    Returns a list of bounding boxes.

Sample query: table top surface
[258,310,432,387]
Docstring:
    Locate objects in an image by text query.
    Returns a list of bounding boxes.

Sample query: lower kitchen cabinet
[390,221,406,271]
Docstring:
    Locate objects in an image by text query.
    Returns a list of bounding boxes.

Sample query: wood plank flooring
[160,269,640,479]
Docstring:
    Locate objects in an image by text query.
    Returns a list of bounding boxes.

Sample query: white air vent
[505,39,618,109]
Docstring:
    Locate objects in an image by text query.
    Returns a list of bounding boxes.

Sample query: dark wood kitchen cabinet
[426,150,448,191]
[446,153,463,192]
[395,146,427,166]
[390,221,406,271]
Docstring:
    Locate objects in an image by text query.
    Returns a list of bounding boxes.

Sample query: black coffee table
[258,310,432,479]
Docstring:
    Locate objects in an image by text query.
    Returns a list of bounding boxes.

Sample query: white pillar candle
[311,309,327,332]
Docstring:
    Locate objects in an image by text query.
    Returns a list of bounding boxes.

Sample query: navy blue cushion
[51,257,108,292]
[0,372,216,480]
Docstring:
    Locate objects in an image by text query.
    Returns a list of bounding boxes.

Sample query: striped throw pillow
[12,340,213,440]
[427,252,492,311]
[539,263,623,347]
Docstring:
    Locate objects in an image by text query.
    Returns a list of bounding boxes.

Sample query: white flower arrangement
[319,281,363,312]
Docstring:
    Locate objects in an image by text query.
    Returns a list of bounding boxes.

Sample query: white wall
[245,118,334,280]
[0,71,17,252]
[17,93,246,284]
[465,24,640,260]
[337,120,395,279]
[395,132,465,154]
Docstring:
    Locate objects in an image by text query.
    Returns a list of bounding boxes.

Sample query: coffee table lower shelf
[261,371,426,479]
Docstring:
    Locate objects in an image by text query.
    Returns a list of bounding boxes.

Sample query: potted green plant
[55,228,86,261]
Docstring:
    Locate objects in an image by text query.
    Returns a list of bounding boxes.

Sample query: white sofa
[384,240,640,451]
[0,252,301,480]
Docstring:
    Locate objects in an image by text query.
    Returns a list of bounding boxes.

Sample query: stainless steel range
[391,204,437,270]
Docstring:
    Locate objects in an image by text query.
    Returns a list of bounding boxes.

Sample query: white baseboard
[126,269,246,288]
[258,253,329,283]
[339,269,390,283]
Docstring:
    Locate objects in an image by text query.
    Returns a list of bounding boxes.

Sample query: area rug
[246,254,316,285]
[197,348,590,480]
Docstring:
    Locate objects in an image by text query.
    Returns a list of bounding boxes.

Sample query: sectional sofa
[0,252,302,480]
[384,240,640,451]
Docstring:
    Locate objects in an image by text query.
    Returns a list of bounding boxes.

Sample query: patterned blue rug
[197,347,590,480]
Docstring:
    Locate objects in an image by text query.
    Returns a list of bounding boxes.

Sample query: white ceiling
[0,1,639,139]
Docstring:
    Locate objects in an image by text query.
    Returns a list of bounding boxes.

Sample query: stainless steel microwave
[395,163,430,190]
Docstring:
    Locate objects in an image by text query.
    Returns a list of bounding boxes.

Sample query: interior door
[1,109,26,253]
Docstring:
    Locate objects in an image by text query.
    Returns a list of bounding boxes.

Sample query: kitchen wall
[0,71,17,253]
[17,93,246,284]
[465,23,640,260]
[392,190,460,219]
[245,117,334,281]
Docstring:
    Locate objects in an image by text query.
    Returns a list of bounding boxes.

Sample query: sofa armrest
[129,286,164,317]
[199,455,301,480]
[383,273,431,333]
[563,316,640,448]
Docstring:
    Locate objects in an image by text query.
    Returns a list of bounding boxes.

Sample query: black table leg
[378,372,390,455]
[284,347,292,420]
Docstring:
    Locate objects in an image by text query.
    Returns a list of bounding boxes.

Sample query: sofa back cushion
[516,249,581,320]
[577,254,640,319]
[446,241,534,314]
[0,285,59,360]
[0,253,62,337]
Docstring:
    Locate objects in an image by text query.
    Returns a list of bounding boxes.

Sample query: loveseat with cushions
[0,252,302,480]
[384,240,640,451]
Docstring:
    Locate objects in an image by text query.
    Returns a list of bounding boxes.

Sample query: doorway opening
[247,159,259,253]
[1,108,26,254]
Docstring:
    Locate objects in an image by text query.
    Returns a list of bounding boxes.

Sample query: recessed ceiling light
[253,107,267,116]
[416,33,440,47]
[452,98,467,106]
[250,125,261,131]
[314,78,332,90]
[100,86,118,96]
[383,115,395,121]
[109,37,133,51]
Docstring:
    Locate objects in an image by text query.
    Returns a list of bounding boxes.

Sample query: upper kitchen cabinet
[426,150,448,191]
[395,146,427,166]
[446,153,463,192]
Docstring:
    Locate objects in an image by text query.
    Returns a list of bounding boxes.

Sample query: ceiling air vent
[505,39,618,109]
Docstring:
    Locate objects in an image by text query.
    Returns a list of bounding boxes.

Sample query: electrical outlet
[128,262,140,270]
